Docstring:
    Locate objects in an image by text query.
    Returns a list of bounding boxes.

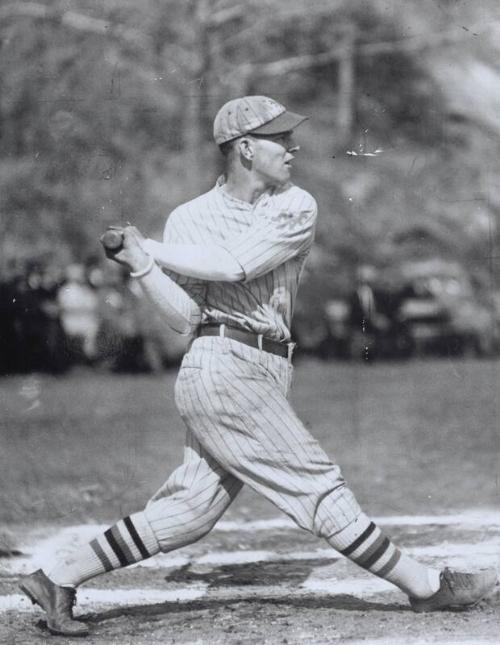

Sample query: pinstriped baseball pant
[144,336,362,551]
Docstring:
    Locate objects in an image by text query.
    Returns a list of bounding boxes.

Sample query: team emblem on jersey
[267,209,311,232]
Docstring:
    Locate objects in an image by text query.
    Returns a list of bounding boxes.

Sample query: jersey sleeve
[224,191,317,282]
[162,208,182,245]
[160,208,207,304]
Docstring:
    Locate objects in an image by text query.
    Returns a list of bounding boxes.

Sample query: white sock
[327,513,441,598]
[46,511,159,587]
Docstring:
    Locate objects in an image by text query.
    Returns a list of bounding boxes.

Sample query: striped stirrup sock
[338,519,402,577]
[91,515,154,571]
[327,513,440,598]
[46,512,159,588]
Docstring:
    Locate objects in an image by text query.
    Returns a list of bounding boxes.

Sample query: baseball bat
[100,229,124,251]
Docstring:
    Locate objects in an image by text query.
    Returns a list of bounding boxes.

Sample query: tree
[1,0,498,297]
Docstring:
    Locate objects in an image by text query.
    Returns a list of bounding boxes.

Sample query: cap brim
[249,110,308,136]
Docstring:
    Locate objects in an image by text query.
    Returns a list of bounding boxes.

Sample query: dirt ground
[7,595,500,645]
[3,524,500,645]
[1,359,499,643]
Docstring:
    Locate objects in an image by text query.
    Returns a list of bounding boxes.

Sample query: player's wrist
[142,238,159,255]
[130,255,155,278]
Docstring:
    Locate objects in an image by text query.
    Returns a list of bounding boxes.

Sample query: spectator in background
[0,261,22,374]
[39,264,68,373]
[11,264,52,373]
[57,263,99,366]
[128,278,167,373]
[95,265,165,373]
[348,264,390,361]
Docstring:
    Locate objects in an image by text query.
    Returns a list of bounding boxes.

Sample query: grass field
[1,358,499,644]
[1,358,499,525]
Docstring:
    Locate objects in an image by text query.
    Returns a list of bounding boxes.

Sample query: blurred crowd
[294,262,500,362]
[0,259,181,376]
[1,258,500,376]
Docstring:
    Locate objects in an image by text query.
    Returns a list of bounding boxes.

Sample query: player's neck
[223,170,270,205]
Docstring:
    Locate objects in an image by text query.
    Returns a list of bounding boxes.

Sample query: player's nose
[283,133,299,153]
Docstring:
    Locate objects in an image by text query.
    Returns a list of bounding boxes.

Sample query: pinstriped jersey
[162,176,317,341]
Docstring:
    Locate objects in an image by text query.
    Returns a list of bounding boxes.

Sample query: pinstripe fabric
[138,264,201,335]
[42,160,439,598]
[145,428,243,551]
[161,179,317,341]
[138,176,412,589]
[140,177,361,549]
[144,336,360,544]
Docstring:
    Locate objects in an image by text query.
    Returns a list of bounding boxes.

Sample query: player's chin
[265,167,291,187]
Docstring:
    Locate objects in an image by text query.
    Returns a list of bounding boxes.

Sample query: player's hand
[101,225,151,273]
[123,225,146,243]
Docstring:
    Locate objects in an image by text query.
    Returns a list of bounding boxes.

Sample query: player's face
[249,132,299,187]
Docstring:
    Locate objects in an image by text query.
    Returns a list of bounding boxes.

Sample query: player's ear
[238,137,255,162]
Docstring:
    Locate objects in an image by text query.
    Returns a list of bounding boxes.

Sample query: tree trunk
[336,23,356,145]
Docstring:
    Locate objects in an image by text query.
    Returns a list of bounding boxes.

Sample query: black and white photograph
[0,1,499,643]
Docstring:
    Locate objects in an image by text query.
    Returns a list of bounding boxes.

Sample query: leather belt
[197,324,292,359]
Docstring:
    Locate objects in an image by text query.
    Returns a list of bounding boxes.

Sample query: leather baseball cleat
[409,567,498,613]
[19,569,89,636]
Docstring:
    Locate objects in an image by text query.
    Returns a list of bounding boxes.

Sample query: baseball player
[20,96,497,637]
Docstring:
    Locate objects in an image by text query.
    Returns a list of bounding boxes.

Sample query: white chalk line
[3,567,500,614]
[1,510,500,578]
[1,547,499,614]
[216,510,500,532]
[0,587,208,612]
[1,510,499,615]
[0,576,407,613]
[2,538,499,578]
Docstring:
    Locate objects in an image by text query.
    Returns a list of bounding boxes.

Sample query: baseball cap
[213,95,308,145]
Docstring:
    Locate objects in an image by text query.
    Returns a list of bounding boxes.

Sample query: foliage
[1,0,499,296]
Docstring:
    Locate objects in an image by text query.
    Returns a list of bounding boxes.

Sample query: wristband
[130,255,155,279]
